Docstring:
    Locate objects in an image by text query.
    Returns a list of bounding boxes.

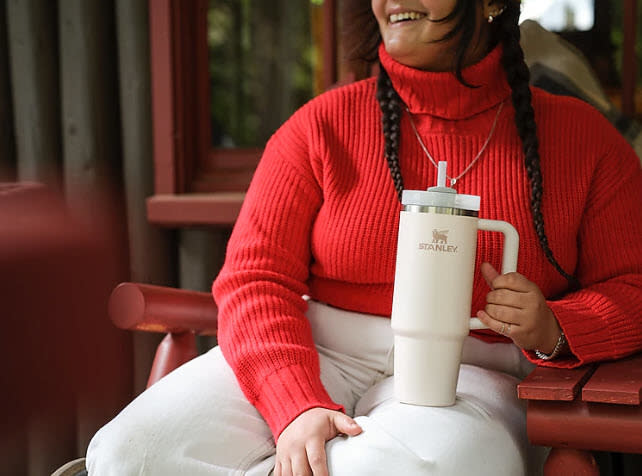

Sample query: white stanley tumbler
[391,161,519,406]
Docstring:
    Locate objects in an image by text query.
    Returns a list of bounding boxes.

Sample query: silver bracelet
[535,332,566,360]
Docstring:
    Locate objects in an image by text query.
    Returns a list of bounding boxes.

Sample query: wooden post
[5,0,61,188]
[58,0,122,223]
[148,0,177,194]
[58,0,133,457]
[115,0,175,396]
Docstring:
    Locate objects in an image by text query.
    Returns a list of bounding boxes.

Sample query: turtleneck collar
[378,43,512,120]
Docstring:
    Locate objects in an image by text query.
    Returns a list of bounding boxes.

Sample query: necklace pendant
[450,178,457,187]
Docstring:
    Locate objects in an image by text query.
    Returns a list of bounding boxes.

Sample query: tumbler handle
[469,219,520,330]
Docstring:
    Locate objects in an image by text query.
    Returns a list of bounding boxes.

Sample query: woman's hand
[476,262,561,353]
[275,407,362,476]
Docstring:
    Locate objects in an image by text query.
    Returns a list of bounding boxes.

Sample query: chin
[383,41,415,63]
[384,48,431,70]
[384,37,456,71]
[383,34,445,67]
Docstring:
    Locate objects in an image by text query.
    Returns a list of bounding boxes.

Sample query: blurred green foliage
[207,0,318,147]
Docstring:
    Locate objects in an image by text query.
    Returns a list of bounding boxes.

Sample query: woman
[87,1,642,474]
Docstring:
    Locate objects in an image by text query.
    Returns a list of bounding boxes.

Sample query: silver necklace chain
[405,100,505,187]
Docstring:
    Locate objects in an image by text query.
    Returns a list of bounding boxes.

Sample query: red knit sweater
[212,45,642,439]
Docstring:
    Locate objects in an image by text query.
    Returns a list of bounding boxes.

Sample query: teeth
[389,12,426,23]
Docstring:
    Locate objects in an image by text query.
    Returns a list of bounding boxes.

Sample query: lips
[389,11,427,24]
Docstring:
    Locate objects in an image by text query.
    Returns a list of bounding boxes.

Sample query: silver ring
[500,323,506,335]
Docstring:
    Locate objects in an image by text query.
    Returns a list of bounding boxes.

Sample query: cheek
[423,0,459,18]
[371,0,385,23]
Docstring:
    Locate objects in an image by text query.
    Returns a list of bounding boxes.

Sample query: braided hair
[376,68,404,199]
[496,3,579,288]
[344,0,578,289]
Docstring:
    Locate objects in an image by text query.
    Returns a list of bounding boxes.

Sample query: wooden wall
[0,0,179,473]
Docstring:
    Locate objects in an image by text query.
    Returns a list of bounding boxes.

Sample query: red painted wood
[195,0,210,184]
[191,148,262,193]
[582,353,642,405]
[526,399,642,453]
[517,365,595,401]
[170,0,187,192]
[148,0,176,194]
[2,183,133,455]
[205,148,263,171]
[146,193,244,226]
[622,0,638,117]
[149,0,208,197]
[146,332,198,387]
[108,282,218,336]
[543,448,599,476]
[191,171,255,193]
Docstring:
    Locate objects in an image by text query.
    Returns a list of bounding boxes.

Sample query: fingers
[477,309,515,336]
[277,440,333,476]
[479,265,559,350]
[276,409,360,476]
[481,262,534,293]
[276,444,324,476]
[333,413,362,436]
[306,441,329,476]
[480,262,500,289]
[486,288,527,309]
[277,458,292,476]
[290,451,313,476]
[483,303,522,323]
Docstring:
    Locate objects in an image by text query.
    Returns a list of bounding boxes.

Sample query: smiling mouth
[389,12,427,24]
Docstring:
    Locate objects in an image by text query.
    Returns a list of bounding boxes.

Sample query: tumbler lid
[401,162,480,212]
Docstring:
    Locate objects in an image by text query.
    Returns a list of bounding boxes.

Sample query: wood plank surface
[517,365,595,401]
[147,193,244,226]
[582,353,642,405]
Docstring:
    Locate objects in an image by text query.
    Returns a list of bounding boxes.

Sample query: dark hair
[346,0,578,289]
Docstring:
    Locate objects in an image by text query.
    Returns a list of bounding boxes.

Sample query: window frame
[147,0,338,226]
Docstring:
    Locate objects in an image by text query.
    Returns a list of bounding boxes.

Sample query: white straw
[437,161,448,188]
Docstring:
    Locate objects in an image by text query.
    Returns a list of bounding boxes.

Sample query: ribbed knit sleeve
[525,105,642,368]
[212,104,343,440]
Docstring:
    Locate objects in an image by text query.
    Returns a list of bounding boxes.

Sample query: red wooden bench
[518,355,642,474]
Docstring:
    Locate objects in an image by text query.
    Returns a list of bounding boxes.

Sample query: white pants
[86,301,547,475]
